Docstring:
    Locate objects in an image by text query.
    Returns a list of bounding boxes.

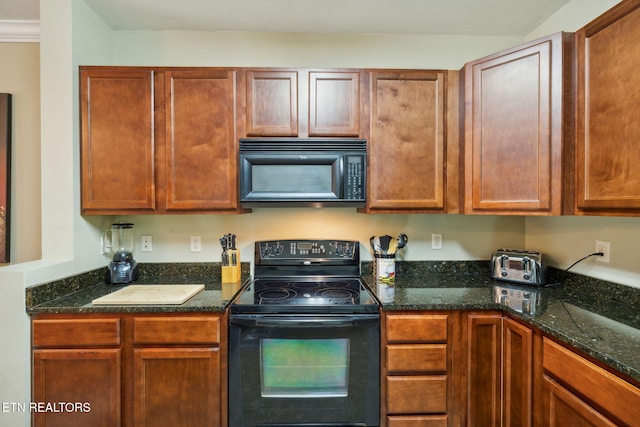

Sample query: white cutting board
[92,284,205,305]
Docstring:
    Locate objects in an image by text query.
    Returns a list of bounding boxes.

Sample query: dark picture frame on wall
[0,93,11,263]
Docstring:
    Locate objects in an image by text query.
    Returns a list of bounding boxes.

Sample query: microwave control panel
[345,155,365,200]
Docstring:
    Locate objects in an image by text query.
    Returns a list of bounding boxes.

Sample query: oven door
[229,314,380,427]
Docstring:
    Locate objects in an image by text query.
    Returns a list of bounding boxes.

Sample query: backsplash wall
[115,210,525,266]
[526,216,640,289]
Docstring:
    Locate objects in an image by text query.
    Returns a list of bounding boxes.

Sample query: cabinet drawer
[387,415,448,427]
[387,344,447,373]
[386,375,447,414]
[33,318,121,347]
[133,316,220,345]
[386,314,448,343]
[543,338,640,427]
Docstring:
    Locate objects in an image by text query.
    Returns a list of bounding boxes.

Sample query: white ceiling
[2,0,571,36]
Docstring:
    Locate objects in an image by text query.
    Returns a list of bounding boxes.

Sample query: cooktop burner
[232,277,379,314]
[254,279,362,305]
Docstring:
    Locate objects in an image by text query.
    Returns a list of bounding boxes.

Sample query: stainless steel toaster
[490,249,547,285]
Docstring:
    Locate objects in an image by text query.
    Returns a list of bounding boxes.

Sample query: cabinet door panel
[80,69,155,213]
[309,71,360,136]
[246,70,298,136]
[32,349,121,427]
[133,348,220,427]
[542,375,616,427]
[466,313,501,427]
[463,33,570,215]
[543,338,640,426]
[164,70,238,210]
[369,71,445,210]
[576,3,640,212]
[503,318,533,427]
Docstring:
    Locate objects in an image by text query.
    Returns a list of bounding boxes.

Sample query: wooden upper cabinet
[245,69,364,138]
[576,0,640,215]
[462,33,574,215]
[246,70,298,137]
[80,66,241,214]
[308,71,361,137]
[367,70,458,213]
[162,69,238,211]
[80,68,155,214]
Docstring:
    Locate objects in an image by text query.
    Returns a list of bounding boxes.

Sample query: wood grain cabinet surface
[31,314,225,427]
[160,69,239,212]
[464,313,533,427]
[382,312,457,427]
[80,66,240,215]
[542,338,640,427]
[462,33,574,216]
[80,68,155,214]
[245,68,364,138]
[575,0,640,215]
[367,70,459,213]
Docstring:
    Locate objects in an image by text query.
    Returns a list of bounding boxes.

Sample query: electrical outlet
[595,240,610,263]
[141,236,152,252]
[190,236,202,252]
[432,233,443,250]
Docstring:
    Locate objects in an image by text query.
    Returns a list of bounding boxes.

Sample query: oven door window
[261,338,349,398]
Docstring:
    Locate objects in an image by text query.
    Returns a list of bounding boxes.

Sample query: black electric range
[229,240,381,427]
[230,239,379,314]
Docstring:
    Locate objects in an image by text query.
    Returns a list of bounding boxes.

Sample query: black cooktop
[231,277,379,314]
[231,239,379,314]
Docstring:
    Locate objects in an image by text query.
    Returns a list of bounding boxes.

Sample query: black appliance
[229,239,380,427]
[239,139,366,207]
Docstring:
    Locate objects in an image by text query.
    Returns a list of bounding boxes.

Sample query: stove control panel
[257,239,358,260]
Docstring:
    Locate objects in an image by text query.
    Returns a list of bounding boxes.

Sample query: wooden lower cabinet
[464,313,534,427]
[31,314,225,427]
[382,312,458,427]
[133,348,220,427]
[542,375,616,427]
[465,312,502,426]
[542,338,640,427]
[32,348,121,427]
[502,317,534,427]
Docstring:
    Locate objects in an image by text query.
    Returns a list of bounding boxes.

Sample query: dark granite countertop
[26,261,640,384]
[26,262,250,314]
[364,261,640,385]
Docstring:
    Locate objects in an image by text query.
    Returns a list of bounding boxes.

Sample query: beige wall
[0,42,41,265]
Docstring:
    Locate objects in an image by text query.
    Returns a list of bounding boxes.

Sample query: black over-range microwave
[239,138,366,207]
